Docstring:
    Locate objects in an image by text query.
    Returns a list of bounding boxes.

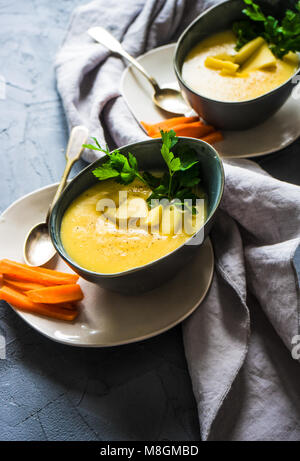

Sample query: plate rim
[121,43,300,159]
[0,182,214,348]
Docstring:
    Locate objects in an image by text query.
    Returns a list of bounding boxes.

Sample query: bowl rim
[174,0,300,106]
[49,137,224,279]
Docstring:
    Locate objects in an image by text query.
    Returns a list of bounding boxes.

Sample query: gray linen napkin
[56,0,300,440]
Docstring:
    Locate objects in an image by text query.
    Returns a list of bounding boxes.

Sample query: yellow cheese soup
[61,178,207,274]
[182,30,298,102]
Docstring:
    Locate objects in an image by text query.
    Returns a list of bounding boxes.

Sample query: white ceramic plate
[0,184,214,347]
[121,43,300,159]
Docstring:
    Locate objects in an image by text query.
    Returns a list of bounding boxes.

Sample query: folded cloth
[184,159,300,440]
[56,0,300,440]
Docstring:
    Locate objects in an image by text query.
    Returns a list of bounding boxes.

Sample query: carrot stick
[141,116,199,136]
[6,261,79,283]
[2,279,76,311]
[54,302,77,311]
[26,265,79,282]
[4,278,45,292]
[152,122,215,139]
[27,284,83,304]
[0,285,78,321]
[201,131,223,144]
[0,259,78,285]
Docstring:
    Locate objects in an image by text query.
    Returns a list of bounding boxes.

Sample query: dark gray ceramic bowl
[49,138,224,294]
[174,0,300,130]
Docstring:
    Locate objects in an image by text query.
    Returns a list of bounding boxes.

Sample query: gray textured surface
[0,0,299,441]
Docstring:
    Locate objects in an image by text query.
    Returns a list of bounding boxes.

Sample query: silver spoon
[23,125,89,266]
[87,26,189,116]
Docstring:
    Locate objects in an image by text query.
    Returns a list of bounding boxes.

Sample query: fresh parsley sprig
[83,137,147,185]
[160,130,199,200]
[145,131,201,213]
[84,130,201,213]
[233,0,300,58]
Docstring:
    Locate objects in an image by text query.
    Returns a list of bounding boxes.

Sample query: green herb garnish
[83,137,147,185]
[233,0,300,58]
[83,130,201,213]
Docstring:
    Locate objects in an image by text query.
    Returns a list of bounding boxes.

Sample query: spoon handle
[46,125,89,222]
[88,26,160,93]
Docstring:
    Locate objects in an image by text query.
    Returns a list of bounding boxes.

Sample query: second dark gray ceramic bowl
[49,138,224,294]
[174,0,300,130]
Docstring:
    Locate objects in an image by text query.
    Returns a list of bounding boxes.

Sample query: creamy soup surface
[61,178,207,274]
[182,30,298,102]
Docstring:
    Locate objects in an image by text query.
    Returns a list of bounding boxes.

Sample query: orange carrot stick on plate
[3,278,45,292]
[27,284,84,304]
[0,285,78,321]
[152,122,215,139]
[27,265,79,282]
[201,131,223,144]
[141,116,199,136]
[0,259,79,285]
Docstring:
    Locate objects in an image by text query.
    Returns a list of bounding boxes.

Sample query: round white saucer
[0,184,214,347]
[121,43,300,159]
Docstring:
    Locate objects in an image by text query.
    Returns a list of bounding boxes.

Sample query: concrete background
[0,0,299,441]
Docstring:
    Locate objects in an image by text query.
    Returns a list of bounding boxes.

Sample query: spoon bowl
[23,223,56,266]
[153,87,189,115]
[88,27,189,116]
